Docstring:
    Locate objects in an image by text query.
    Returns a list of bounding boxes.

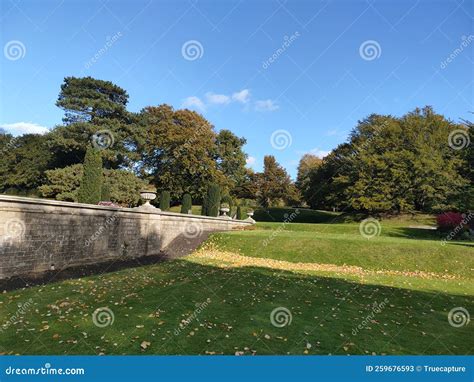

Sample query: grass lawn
[0,213,472,355]
[168,205,202,215]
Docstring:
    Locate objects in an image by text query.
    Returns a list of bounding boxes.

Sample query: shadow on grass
[1,258,472,355]
[253,207,340,224]
[383,227,442,240]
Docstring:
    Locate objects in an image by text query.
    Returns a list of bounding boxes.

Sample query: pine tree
[257,156,292,207]
[181,193,192,214]
[159,191,171,211]
[78,146,103,204]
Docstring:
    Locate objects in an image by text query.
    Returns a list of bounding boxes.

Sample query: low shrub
[436,212,464,230]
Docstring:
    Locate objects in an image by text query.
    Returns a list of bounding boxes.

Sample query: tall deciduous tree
[304,107,470,213]
[214,129,247,192]
[256,155,292,207]
[138,105,226,199]
[296,153,322,197]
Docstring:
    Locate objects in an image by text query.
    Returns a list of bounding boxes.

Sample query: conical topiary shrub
[206,183,221,217]
[201,193,208,216]
[181,193,192,214]
[78,146,103,205]
[236,205,243,220]
[159,190,171,211]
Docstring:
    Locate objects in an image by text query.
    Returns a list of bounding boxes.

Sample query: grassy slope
[211,222,473,280]
[0,210,473,355]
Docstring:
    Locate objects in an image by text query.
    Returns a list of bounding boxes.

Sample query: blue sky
[1,0,473,178]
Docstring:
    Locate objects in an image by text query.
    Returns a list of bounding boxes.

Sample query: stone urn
[220,204,231,218]
[136,190,159,211]
[245,209,255,224]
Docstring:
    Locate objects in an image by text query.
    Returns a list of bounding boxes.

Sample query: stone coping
[0,195,253,224]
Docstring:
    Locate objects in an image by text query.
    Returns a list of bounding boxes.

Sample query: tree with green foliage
[138,105,227,200]
[181,193,192,214]
[40,165,147,206]
[304,107,470,213]
[159,191,171,211]
[214,129,247,193]
[56,76,129,125]
[256,156,292,208]
[51,76,138,169]
[296,154,322,198]
[39,164,84,202]
[0,133,54,194]
[77,146,103,204]
[206,183,221,217]
[233,168,259,200]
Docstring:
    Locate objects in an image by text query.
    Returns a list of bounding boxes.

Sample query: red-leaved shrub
[436,212,464,230]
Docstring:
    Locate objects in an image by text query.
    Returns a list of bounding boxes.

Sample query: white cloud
[309,148,330,158]
[205,92,231,105]
[0,122,49,136]
[246,156,256,166]
[255,99,279,112]
[232,89,250,104]
[182,96,206,112]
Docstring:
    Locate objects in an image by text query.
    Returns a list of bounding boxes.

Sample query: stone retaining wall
[0,195,253,280]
